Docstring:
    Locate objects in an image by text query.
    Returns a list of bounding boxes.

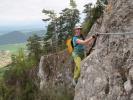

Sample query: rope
[87,32,133,56]
[97,32,133,35]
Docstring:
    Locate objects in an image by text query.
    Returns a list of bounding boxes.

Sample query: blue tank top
[73,36,84,54]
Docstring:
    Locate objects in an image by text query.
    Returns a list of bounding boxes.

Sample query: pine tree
[42,0,80,53]
[70,0,77,9]
[27,34,42,61]
[82,0,107,35]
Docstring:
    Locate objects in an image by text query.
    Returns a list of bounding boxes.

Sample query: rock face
[38,50,74,90]
[74,0,133,100]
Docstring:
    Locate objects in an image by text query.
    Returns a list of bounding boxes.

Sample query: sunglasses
[75,28,82,30]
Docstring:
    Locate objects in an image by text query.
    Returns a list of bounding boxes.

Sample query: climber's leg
[73,56,81,81]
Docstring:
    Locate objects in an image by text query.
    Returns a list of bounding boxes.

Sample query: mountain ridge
[0,30,45,45]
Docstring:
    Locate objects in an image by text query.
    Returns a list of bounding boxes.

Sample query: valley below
[0,50,12,68]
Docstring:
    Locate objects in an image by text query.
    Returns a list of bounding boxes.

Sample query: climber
[72,23,98,86]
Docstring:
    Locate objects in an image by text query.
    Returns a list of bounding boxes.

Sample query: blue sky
[0,0,97,30]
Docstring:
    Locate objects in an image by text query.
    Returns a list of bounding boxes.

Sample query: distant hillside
[0,30,45,45]
[25,30,45,37]
[0,31,27,45]
[0,43,26,53]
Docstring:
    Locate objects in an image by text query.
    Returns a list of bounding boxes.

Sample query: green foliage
[0,79,39,100]
[43,23,55,41]
[0,48,73,100]
[27,34,42,62]
[0,79,6,100]
[70,0,77,9]
[60,8,80,35]
[82,0,107,35]
[42,0,80,54]
[97,0,108,6]
[42,9,56,21]
[0,66,10,79]
[7,48,36,77]
[0,48,39,100]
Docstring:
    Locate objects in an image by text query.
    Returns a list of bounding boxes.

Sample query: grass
[0,43,27,53]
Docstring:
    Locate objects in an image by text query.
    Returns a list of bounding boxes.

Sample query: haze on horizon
[0,0,96,30]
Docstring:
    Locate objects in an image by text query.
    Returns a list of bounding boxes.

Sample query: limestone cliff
[74,0,133,100]
[38,50,75,99]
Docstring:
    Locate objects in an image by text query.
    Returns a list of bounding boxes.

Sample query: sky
[0,0,97,30]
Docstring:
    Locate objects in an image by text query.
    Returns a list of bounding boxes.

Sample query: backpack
[66,34,84,54]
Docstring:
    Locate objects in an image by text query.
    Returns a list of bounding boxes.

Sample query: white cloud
[0,0,97,24]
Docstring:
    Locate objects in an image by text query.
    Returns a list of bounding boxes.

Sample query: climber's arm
[76,36,96,45]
